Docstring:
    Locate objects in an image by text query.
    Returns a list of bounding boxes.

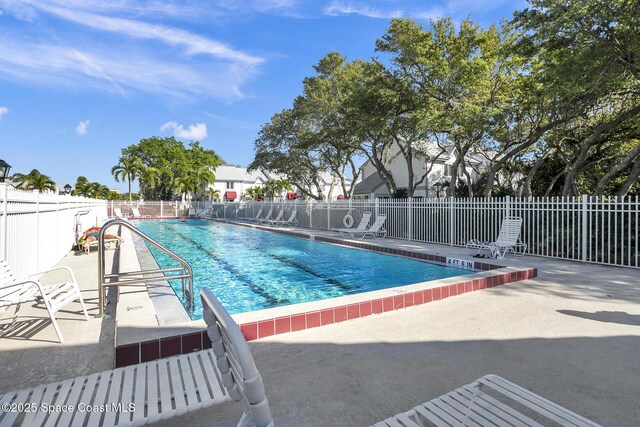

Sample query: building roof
[353,172,386,194]
[214,165,264,182]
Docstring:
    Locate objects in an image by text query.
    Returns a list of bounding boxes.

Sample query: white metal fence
[112,196,640,269]
[1,184,108,279]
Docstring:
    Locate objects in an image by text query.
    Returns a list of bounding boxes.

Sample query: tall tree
[12,169,57,193]
[111,155,143,204]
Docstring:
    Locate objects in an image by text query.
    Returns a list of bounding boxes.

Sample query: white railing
[0,184,108,279]
[113,196,640,269]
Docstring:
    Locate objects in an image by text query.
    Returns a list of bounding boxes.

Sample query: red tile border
[114,264,539,367]
[258,319,275,338]
[275,316,291,334]
[334,306,347,323]
[320,309,334,325]
[240,322,258,341]
[306,311,321,328]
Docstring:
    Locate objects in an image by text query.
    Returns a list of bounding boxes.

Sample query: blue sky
[0,0,524,192]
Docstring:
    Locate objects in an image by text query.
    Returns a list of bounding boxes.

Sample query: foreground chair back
[0,259,89,343]
[0,288,273,427]
[372,374,600,427]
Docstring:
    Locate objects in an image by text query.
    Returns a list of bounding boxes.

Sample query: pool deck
[1,222,639,426]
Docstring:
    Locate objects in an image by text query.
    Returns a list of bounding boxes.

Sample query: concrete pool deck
[0,222,639,425]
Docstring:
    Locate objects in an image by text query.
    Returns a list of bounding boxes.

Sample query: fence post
[36,191,40,270]
[160,200,163,218]
[582,194,588,263]
[1,184,7,259]
[309,200,313,228]
[505,195,511,217]
[375,198,379,218]
[327,201,331,230]
[449,196,454,246]
[408,197,413,241]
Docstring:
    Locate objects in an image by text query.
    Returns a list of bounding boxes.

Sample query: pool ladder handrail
[97,219,194,317]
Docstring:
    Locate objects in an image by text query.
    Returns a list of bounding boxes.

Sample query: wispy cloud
[0,106,8,118]
[75,119,90,135]
[16,1,263,65]
[323,2,403,19]
[0,1,264,99]
[160,121,208,140]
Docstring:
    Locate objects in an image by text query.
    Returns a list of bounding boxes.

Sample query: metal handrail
[97,219,194,317]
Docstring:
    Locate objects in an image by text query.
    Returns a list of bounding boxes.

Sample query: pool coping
[115,219,537,367]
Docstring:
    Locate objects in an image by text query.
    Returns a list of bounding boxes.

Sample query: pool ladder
[97,219,194,317]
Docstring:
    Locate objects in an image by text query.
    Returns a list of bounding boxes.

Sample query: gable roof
[353,172,386,194]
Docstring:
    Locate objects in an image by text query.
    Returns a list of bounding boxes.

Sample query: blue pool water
[134,220,473,319]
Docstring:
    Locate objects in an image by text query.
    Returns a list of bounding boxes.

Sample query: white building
[353,143,486,199]
[208,166,351,202]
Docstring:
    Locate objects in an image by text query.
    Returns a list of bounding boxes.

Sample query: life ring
[343,213,354,228]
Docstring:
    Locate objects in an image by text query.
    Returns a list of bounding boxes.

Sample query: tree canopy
[120,137,221,200]
[251,0,640,197]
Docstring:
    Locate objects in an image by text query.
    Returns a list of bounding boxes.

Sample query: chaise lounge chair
[240,206,262,222]
[113,207,125,219]
[372,374,600,427]
[257,208,273,224]
[344,214,387,239]
[262,209,283,225]
[275,210,298,227]
[331,212,372,237]
[466,216,527,259]
[0,288,273,427]
[131,207,150,219]
[0,259,89,343]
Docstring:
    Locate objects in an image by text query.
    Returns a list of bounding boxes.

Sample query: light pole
[0,160,11,183]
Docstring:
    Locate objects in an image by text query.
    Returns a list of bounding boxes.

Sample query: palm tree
[111,155,143,204]
[263,178,292,200]
[194,166,216,200]
[243,186,264,201]
[139,166,160,199]
[12,169,57,193]
[74,176,92,197]
[207,188,221,202]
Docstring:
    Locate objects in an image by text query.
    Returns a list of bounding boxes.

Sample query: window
[444,164,453,176]
[226,182,234,189]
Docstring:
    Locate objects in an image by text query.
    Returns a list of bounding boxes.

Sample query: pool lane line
[191,223,356,293]
[170,230,291,307]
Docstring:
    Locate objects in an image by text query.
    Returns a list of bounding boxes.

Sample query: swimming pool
[133,220,473,319]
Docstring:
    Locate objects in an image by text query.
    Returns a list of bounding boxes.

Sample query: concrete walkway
[0,247,117,394]
[158,239,640,426]
[1,226,639,426]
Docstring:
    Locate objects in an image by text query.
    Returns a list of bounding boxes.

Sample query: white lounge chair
[276,210,298,227]
[345,214,387,239]
[0,288,273,427]
[466,216,527,259]
[372,374,600,427]
[113,207,124,219]
[331,212,372,236]
[0,259,89,343]
[84,238,121,254]
[262,209,283,225]
[131,207,150,219]
[240,206,262,222]
[257,208,273,224]
[188,207,197,217]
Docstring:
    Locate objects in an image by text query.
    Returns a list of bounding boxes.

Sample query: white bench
[0,288,273,427]
[372,374,601,427]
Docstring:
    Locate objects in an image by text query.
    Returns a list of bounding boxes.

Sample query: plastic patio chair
[0,259,89,343]
[372,374,601,427]
[345,214,387,239]
[331,211,372,236]
[466,216,527,259]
